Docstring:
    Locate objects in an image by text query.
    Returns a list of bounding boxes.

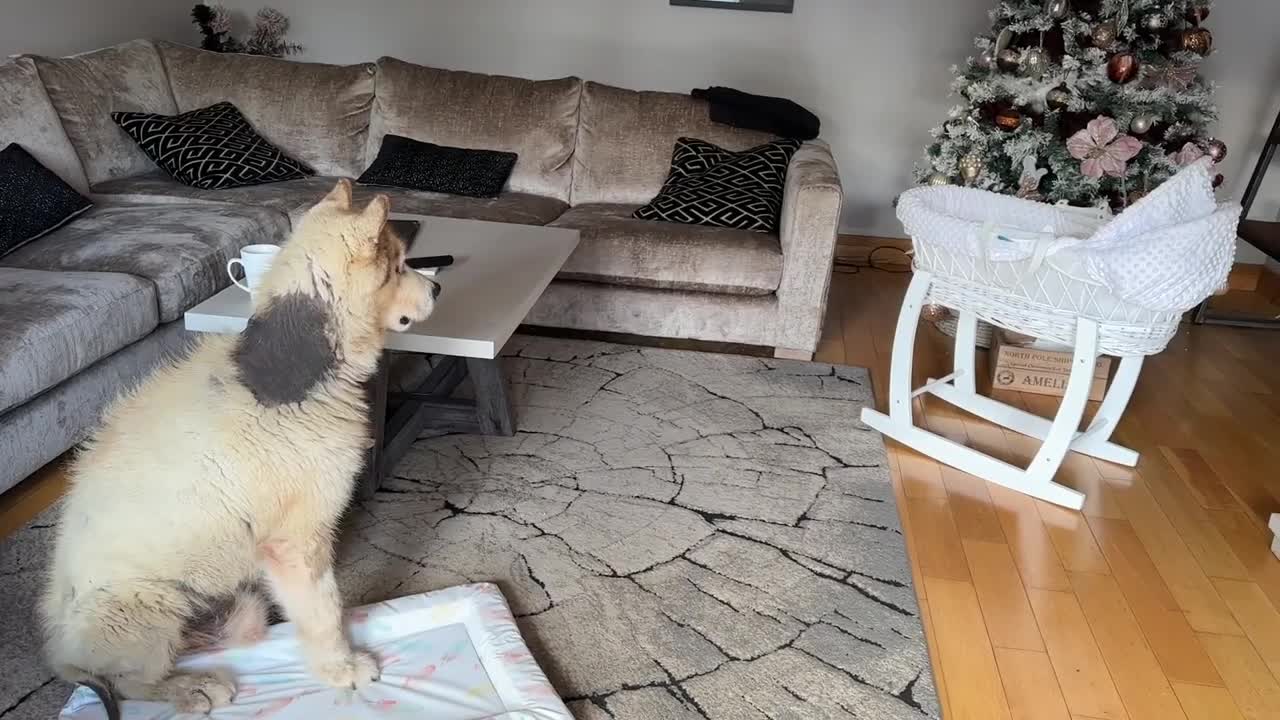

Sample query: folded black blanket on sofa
[691,86,820,141]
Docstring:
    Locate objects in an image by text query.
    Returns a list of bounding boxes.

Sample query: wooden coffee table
[185,213,579,498]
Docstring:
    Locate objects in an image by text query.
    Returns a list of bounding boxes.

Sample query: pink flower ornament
[1170,141,1206,166]
[1066,116,1143,178]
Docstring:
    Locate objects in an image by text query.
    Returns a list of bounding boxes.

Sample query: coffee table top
[185,213,579,359]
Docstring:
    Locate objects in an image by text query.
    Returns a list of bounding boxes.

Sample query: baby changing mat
[60,583,571,720]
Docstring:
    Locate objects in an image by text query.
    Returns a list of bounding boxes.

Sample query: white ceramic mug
[227,244,281,294]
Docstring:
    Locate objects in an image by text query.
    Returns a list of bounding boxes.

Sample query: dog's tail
[60,667,121,720]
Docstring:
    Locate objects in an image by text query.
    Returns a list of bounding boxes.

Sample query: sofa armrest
[775,141,843,353]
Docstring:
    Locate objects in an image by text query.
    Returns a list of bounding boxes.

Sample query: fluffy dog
[40,179,439,717]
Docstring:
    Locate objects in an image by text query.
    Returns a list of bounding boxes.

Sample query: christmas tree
[918,0,1224,210]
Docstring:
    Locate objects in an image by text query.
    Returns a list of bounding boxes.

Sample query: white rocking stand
[861,270,1143,511]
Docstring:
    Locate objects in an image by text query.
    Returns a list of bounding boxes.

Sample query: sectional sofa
[0,39,843,495]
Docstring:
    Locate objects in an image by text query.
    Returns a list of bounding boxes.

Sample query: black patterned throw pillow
[0,143,92,257]
[633,137,802,233]
[112,102,312,189]
[358,134,518,198]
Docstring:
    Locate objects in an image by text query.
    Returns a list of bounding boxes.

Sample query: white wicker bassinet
[896,158,1240,357]
[861,159,1243,510]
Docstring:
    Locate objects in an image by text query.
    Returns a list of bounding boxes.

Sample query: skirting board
[1271,513,1280,560]
[839,234,1271,292]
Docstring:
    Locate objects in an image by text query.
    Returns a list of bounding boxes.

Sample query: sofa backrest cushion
[370,57,581,203]
[571,81,777,206]
[30,39,178,187]
[0,58,90,195]
[156,42,376,178]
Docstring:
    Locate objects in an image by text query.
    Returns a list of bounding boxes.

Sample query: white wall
[0,0,190,58]
[18,0,1280,255]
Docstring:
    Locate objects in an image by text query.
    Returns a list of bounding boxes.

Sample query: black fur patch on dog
[234,292,337,406]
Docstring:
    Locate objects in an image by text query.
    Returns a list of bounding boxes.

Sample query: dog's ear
[353,194,390,242]
[320,178,353,209]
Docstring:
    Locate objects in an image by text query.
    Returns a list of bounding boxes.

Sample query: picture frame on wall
[670,0,794,13]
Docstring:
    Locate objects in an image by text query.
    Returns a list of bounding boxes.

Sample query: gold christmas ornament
[1021,47,1048,79]
[994,107,1023,132]
[921,304,951,322]
[1044,0,1070,20]
[1046,87,1071,111]
[1206,138,1227,163]
[926,172,950,186]
[959,154,983,183]
[1129,114,1157,134]
[997,48,1021,72]
[1181,28,1213,56]
[1091,21,1118,49]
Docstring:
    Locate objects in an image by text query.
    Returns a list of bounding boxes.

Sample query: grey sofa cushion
[94,172,568,226]
[0,267,158,414]
[571,81,777,206]
[0,203,289,322]
[0,319,191,494]
[0,57,90,195]
[156,42,376,178]
[29,40,178,187]
[550,204,782,296]
[370,57,581,202]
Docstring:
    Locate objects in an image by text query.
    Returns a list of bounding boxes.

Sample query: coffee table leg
[358,353,391,501]
[466,357,514,436]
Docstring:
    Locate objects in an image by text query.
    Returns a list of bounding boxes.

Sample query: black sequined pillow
[112,102,312,189]
[0,143,92,257]
[634,137,801,232]
[358,134,518,198]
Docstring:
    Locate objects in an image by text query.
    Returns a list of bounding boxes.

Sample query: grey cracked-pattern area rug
[1,336,938,719]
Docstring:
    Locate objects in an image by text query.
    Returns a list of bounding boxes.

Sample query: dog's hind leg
[114,670,237,714]
[51,588,237,713]
[222,585,272,646]
[260,536,379,689]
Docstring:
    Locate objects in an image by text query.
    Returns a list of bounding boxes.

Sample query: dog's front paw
[313,650,379,689]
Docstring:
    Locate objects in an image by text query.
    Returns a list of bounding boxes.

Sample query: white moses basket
[862,158,1241,509]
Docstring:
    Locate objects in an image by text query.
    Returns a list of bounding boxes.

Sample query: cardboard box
[989,330,1111,401]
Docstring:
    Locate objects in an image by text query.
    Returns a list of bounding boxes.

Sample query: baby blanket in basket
[896,157,1239,328]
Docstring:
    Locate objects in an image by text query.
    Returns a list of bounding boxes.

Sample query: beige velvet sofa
[0,39,841,493]
[58,40,841,356]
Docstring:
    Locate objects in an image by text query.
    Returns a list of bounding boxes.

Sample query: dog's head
[235,180,440,406]
[284,179,440,333]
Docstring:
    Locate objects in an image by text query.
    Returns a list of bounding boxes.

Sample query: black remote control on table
[407,255,454,270]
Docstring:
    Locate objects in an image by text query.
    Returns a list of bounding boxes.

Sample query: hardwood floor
[3,259,1280,719]
[816,263,1280,720]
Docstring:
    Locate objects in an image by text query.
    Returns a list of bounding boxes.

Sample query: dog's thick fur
[40,180,439,715]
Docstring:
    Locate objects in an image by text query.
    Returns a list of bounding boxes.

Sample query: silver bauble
[994,28,1014,55]
[1046,87,1072,111]
[1206,138,1227,163]
[976,48,995,69]
[1091,21,1118,49]
[1130,114,1156,134]
[1045,0,1070,20]
[1142,12,1168,31]
[926,173,950,186]
[1021,47,1048,79]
